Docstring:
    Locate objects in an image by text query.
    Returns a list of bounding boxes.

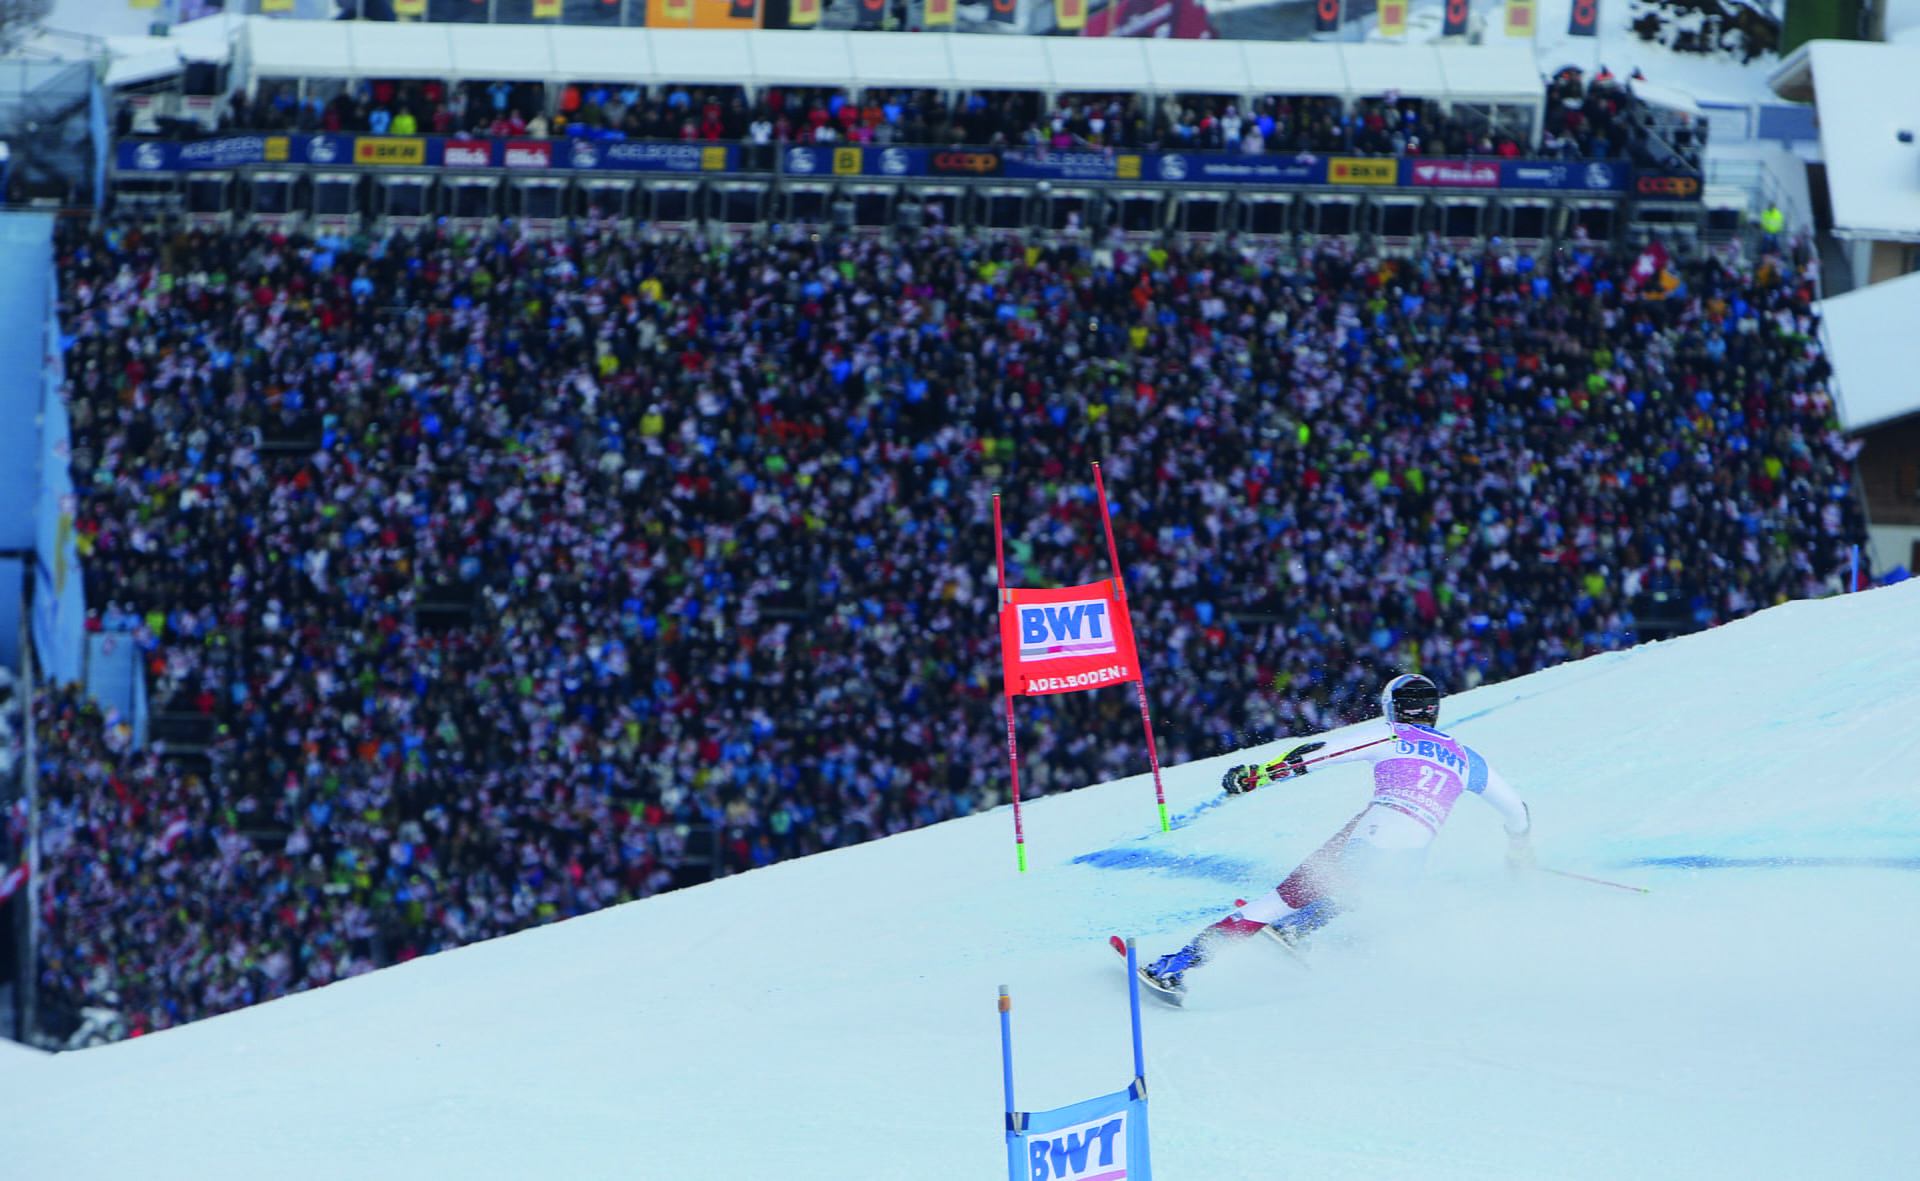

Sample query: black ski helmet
[1381,674,1441,727]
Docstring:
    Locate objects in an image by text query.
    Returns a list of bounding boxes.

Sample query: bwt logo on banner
[1018,600,1116,663]
[1027,1114,1129,1180]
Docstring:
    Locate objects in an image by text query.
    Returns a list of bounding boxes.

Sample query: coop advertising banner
[1007,1085,1152,1181]
[999,580,1141,699]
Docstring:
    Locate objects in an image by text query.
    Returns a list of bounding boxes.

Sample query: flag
[161,817,191,854]
[1056,0,1087,30]
[1441,0,1469,36]
[922,0,953,25]
[1504,0,1536,36]
[1313,0,1340,33]
[1377,0,1406,36]
[790,0,821,24]
[0,864,26,903]
[1568,0,1598,36]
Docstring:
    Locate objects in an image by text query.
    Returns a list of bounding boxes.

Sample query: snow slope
[3,581,1918,1180]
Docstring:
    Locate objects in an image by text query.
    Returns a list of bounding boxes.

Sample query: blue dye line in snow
[1072,847,1259,883]
[1632,855,1920,871]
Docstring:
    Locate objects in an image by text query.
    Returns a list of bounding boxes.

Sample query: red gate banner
[998,580,1142,698]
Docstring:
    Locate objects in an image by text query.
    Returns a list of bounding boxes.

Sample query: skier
[1137,674,1533,1000]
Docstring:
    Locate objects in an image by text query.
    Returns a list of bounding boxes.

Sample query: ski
[1111,935,1185,1007]
[1260,924,1314,971]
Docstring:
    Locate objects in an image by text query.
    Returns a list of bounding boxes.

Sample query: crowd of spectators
[185,74,1625,160]
[16,212,1861,1044]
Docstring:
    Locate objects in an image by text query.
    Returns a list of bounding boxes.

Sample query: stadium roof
[229,17,1544,109]
[1818,268,1920,433]
[1769,39,1920,242]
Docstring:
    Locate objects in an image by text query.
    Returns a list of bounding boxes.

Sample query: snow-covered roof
[1819,268,1920,433]
[1769,39,1920,242]
[222,17,1541,111]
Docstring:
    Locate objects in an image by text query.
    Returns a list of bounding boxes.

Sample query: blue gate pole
[999,985,1017,1116]
[1125,939,1145,1083]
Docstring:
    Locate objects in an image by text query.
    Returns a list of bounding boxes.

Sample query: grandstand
[103,18,1720,249]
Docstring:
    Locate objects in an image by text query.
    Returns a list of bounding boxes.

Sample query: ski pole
[1539,866,1649,894]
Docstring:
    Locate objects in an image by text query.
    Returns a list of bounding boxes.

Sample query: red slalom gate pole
[1092,462,1169,833]
[993,494,1029,872]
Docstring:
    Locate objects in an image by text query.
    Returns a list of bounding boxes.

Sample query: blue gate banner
[1499,158,1626,193]
[1008,1083,1152,1181]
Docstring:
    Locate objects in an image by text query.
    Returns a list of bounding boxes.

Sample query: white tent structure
[222,17,1543,130]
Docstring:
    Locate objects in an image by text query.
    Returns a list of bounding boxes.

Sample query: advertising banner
[443,140,494,168]
[790,0,821,23]
[927,147,1005,177]
[1328,156,1400,185]
[922,0,953,25]
[998,580,1142,699]
[1408,158,1501,188]
[1632,170,1703,200]
[1314,0,1340,32]
[1568,0,1598,35]
[1501,159,1625,192]
[1002,148,1123,182]
[501,140,553,169]
[1056,0,1088,30]
[1378,0,1406,36]
[1442,0,1469,35]
[1007,1085,1153,1181]
[354,137,428,166]
[854,0,885,28]
[1503,0,1536,36]
[1149,152,1326,185]
[988,0,1016,22]
[569,140,732,173]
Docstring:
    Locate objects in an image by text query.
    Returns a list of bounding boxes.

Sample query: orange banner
[1504,0,1536,36]
[649,0,760,25]
[1378,0,1406,36]
[999,581,1142,698]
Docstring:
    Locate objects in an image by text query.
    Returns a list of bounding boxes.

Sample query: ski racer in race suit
[1141,674,1533,995]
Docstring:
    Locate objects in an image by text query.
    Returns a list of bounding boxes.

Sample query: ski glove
[1264,741,1326,783]
[1223,742,1328,795]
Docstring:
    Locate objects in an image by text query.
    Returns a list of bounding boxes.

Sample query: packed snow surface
[4,581,1917,1178]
